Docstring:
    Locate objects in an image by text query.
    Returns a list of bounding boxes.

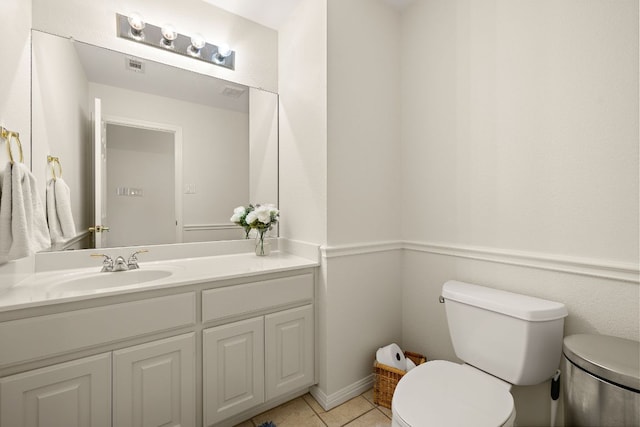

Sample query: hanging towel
[0,162,51,263]
[47,177,76,244]
[0,163,11,263]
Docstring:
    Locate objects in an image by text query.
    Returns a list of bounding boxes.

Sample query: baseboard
[309,374,374,411]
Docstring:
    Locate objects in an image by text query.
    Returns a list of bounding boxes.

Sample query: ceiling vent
[221,85,245,98]
[125,57,145,73]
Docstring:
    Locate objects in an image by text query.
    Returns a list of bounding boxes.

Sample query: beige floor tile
[378,404,393,418]
[302,393,326,414]
[252,397,326,427]
[233,421,255,427]
[344,408,392,427]
[360,388,375,405]
[317,396,374,427]
[361,387,393,418]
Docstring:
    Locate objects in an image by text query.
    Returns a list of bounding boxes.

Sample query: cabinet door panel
[0,353,111,427]
[113,333,195,427]
[203,317,264,426]
[265,305,314,400]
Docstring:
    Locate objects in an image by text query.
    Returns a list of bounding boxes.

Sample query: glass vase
[255,229,271,256]
[243,225,251,239]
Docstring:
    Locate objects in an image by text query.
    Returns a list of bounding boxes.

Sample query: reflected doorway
[93,107,183,248]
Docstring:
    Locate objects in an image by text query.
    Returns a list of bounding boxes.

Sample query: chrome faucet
[127,250,148,270]
[113,256,128,271]
[92,254,114,272]
[92,250,148,272]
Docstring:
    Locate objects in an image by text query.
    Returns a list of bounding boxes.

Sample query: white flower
[255,205,272,224]
[245,211,258,225]
[236,203,279,229]
[230,206,246,223]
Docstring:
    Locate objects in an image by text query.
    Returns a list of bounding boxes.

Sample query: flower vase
[255,229,271,256]
[243,225,252,239]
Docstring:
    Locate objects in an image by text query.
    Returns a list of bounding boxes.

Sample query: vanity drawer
[0,293,195,366]
[202,273,313,323]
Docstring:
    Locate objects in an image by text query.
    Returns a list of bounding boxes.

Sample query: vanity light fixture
[116,13,235,70]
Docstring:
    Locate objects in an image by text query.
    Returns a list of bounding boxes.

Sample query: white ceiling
[201,0,414,30]
[201,0,303,30]
[74,41,249,112]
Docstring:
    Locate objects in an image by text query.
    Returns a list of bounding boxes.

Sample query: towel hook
[47,155,63,180]
[1,127,23,164]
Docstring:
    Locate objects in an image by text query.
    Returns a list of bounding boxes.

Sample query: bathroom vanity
[0,249,318,427]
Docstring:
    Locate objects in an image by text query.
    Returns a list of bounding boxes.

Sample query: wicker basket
[373,351,427,409]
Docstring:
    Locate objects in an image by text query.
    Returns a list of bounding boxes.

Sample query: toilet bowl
[392,361,516,427]
[391,280,567,427]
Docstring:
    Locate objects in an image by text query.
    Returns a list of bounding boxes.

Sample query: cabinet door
[113,333,195,427]
[0,353,111,427]
[203,317,264,426]
[265,304,314,400]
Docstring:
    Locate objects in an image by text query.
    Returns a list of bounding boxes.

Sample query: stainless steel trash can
[563,334,639,427]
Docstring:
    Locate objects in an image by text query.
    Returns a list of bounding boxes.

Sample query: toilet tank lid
[442,280,568,321]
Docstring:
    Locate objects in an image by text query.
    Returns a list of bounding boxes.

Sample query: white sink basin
[46,268,176,295]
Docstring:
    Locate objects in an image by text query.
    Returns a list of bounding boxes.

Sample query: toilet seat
[392,360,516,427]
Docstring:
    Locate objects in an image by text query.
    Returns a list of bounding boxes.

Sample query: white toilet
[392,280,568,427]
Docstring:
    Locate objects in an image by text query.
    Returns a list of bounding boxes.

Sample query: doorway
[99,116,183,248]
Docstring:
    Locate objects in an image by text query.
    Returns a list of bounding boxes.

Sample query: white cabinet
[203,304,315,426]
[0,333,197,427]
[265,304,314,401]
[0,269,316,427]
[0,353,111,427]
[203,317,265,426]
[113,333,196,427]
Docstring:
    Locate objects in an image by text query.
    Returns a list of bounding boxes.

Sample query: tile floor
[234,389,392,427]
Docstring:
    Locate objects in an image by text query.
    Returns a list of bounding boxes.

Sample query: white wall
[400,1,639,425]
[0,0,33,285]
[31,0,278,92]
[0,0,31,167]
[279,0,404,407]
[327,0,401,246]
[401,0,638,262]
[316,0,403,406]
[31,30,92,240]
[89,83,249,242]
[249,88,279,210]
[278,0,328,246]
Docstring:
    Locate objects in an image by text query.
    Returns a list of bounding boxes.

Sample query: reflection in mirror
[31,30,278,251]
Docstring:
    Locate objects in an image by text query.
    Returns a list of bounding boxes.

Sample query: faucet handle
[91,253,114,272]
[127,249,148,270]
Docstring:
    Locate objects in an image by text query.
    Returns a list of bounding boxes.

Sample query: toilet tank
[442,280,568,386]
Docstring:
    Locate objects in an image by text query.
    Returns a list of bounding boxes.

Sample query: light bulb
[127,13,145,40]
[213,43,232,64]
[161,24,177,48]
[188,33,206,56]
[217,43,232,58]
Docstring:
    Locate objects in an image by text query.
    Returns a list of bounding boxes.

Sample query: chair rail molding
[321,240,639,284]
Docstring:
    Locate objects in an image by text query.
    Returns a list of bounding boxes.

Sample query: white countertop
[0,251,318,313]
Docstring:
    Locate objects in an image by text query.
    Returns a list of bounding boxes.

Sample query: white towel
[47,177,76,244]
[0,162,51,263]
[0,163,11,263]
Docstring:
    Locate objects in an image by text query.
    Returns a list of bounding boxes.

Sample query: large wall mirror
[31,30,278,251]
